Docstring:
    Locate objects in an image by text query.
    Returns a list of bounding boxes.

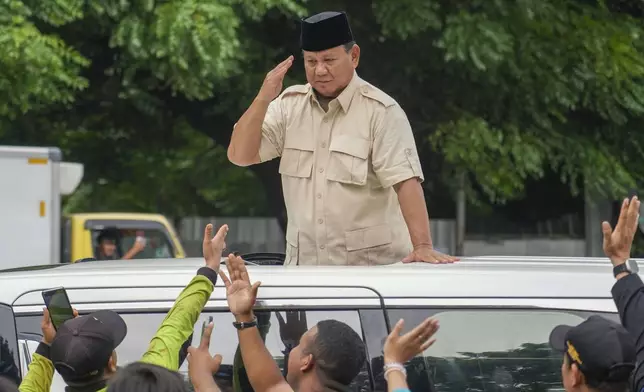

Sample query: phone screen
[42,288,74,330]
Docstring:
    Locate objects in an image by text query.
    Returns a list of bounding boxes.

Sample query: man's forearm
[235,312,290,392]
[227,98,270,166]
[395,178,432,247]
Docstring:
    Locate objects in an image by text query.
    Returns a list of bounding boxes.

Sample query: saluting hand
[203,224,229,273]
[257,56,294,103]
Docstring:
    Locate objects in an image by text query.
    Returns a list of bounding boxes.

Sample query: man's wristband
[233,316,258,330]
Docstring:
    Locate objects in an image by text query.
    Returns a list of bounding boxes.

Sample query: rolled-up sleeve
[258,99,285,163]
[372,104,424,188]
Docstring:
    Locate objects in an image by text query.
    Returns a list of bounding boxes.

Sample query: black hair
[0,376,19,392]
[97,228,119,243]
[308,319,366,385]
[107,362,189,392]
[343,41,356,52]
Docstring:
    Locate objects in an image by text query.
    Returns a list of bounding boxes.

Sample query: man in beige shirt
[228,11,457,266]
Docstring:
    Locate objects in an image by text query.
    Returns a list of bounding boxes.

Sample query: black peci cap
[300,11,354,52]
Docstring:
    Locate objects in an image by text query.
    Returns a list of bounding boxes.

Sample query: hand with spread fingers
[383,317,439,364]
[187,321,223,392]
[218,254,261,317]
[602,196,640,266]
[276,311,307,348]
[203,224,229,273]
[41,307,79,345]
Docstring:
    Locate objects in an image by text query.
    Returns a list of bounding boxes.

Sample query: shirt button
[317,193,322,199]
[321,142,327,148]
[320,245,325,250]
[318,219,323,224]
[323,118,329,123]
[405,149,412,156]
[319,168,324,173]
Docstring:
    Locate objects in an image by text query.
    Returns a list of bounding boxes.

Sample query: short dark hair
[107,362,189,392]
[308,319,366,385]
[343,41,356,52]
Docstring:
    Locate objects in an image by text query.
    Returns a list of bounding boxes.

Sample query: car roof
[0,256,622,308]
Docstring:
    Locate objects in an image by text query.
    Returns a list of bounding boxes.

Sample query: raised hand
[187,321,223,392]
[42,307,79,345]
[257,56,294,103]
[276,311,307,347]
[203,224,229,272]
[602,196,640,265]
[383,317,439,364]
[218,254,261,316]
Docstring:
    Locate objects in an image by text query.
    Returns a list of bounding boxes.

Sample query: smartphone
[42,287,75,330]
[200,316,213,344]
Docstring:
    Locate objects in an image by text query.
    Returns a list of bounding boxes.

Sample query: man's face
[303,45,360,98]
[100,239,117,257]
[286,327,317,387]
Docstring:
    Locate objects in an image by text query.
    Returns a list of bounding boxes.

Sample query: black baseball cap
[50,310,127,383]
[549,315,636,384]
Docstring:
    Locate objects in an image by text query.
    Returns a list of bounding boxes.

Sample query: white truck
[0,146,83,269]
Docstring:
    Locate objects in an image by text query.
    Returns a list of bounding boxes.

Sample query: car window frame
[360,306,621,392]
[15,298,390,392]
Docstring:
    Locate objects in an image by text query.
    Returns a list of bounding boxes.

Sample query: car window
[18,310,372,392]
[0,303,21,387]
[383,308,618,392]
[91,228,174,259]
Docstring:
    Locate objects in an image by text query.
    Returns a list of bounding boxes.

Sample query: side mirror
[0,302,21,384]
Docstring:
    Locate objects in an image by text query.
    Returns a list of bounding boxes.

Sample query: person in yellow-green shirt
[19,224,229,392]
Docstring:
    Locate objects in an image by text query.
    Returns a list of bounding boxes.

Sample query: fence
[177,217,457,257]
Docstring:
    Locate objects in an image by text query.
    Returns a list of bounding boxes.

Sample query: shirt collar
[308,71,361,113]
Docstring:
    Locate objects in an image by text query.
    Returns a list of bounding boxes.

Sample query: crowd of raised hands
[184,224,436,392]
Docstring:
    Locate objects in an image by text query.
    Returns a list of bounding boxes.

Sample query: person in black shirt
[548,195,644,392]
[602,195,644,392]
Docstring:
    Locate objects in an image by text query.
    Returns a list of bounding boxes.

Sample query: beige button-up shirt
[259,72,424,265]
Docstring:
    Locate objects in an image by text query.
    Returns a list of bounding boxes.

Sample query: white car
[0,256,624,392]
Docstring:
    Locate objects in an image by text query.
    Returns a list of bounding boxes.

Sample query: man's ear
[350,45,360,68]
[300,353,314,373]
[570,363,585,387]
[107,351,118,373]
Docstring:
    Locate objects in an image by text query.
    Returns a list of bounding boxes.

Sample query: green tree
[371,0,644,204]
[2,0,644,230]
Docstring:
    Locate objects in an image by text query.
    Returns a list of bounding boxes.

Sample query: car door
[0,302,21,388]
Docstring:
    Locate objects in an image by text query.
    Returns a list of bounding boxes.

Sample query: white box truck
[0,146,83,269]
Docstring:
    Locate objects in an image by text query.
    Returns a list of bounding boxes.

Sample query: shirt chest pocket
[279,132,315,179]
[327,135,370,186]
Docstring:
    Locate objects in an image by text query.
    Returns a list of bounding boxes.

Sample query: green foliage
[375,0,644,203]
[0,0,88,118]
[2,0,644,221]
